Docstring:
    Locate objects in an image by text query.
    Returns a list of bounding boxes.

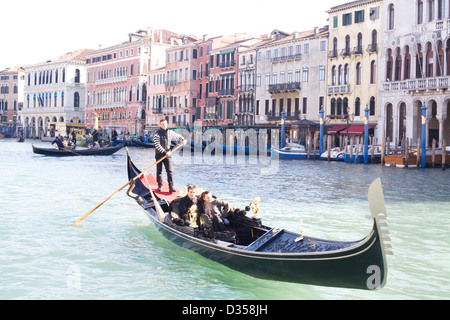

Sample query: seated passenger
[197,191,231,233]
[169,184,198,226]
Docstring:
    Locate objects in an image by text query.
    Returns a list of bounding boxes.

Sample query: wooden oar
[143,173,166,222]
[71,141,186,225]
[62,147,81,156]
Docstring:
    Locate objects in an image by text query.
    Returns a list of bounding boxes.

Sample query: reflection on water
[0,139,449,299]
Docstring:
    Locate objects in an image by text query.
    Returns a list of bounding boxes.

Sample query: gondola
[131,140,155,148]
[32,143,125,156]
[126,152,390,290]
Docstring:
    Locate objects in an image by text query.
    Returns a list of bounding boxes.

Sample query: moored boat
[272,143,319,159]
[319,147,344,161]
[32,143,125,156]
[126,152,390,290]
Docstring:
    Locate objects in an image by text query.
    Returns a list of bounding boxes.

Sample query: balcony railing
[327,84,350,95]
[219,60,235,69]
[218,88,234,96]
[266,112,300,121]
[382,76,450,92]
[237,84,255,92]
[166,80,178,87]
[268,82,301,93]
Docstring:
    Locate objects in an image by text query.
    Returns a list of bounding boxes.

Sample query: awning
[326,125,347,134]
[346,125,373,135]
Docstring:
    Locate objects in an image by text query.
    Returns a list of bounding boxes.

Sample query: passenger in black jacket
[154,119,185,192]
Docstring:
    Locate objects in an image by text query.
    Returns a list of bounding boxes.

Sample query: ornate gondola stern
[367,178,392,289]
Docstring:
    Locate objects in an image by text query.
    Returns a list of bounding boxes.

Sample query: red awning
[346,126,373,135]
[326,125,347,134]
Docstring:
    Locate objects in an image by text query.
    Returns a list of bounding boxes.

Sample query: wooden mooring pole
[443,139,447,170]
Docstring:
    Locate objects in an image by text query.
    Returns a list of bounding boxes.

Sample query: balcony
[266,112,299,121]
[382,76,450,92]
[271,54,301,64]
[353,46,363,55]
[218,89,234,96]
[268,82,301,93]
[95,75,127,85]
[341,48,351,57]
[237,84,255,92]
[166,80,178,87]
[219,60,235,69]
[152,107,176,114]
[329,50,338,59]
[327,85,350,95]
[367,43,378,54]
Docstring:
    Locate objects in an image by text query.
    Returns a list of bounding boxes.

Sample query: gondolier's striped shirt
[154,129,184,155]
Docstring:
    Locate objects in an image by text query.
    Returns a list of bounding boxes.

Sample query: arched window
[395,48,402,81]
[388,4,395,30]
[355,97,361,116]
[75,69,80,83]
[357,33,363,53]
[337,98,342,115]
[370,96,376,116]
[370,60,377,84]
[356,63,362,85]
[333,38,338,57]
[417,0,424,24]
[404,46,411,79]
[332,66,337,85]
[345,35,350,55]
[331,98,336,116]
[426,42,434,77]
[344,64,349,84]
[386,103,393,140]
[386,49,393,81]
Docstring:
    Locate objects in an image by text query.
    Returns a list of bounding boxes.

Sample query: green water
[0,139,448,299]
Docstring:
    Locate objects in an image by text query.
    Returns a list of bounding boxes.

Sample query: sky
[0,0,345,69]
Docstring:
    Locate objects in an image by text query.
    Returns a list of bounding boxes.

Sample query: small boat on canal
[32,143,125,156]
[126,152,390,290]
[319,147,344,161]
[271,143,319,159]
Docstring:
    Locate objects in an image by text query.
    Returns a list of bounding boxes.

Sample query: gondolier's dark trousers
[155,153,173,188]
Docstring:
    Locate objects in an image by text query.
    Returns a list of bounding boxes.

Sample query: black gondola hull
[32,143,125,156]
[145,208,385,290]
[127,153,388,290]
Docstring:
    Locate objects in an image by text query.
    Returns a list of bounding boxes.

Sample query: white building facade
[379,0,450,147]
[254,28,329,128]
[22,49,91,139]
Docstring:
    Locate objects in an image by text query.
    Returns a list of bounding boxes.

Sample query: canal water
[0,138,448,300]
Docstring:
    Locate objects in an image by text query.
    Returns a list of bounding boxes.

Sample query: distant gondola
[132,140,155,148]
[32,143,125,156]
[126,152,390,290]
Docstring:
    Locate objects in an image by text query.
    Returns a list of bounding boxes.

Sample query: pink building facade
[85,29,185,137]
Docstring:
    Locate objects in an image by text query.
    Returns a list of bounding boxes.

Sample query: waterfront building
[237,43,259,127]
[162,38,200,130]
[254,28,329,142]
[85,29,192,138]
[0,66,25,136]
[197,34,258,129]
[326,0,382,138]
[146,66,167,132]
[22,49,92,139]
[379,0,450,147]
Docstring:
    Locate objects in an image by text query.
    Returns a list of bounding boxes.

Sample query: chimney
[314,27,318,36]
[203,34,208,41]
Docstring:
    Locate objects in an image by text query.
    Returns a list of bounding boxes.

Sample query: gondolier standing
[154,119,186,192]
